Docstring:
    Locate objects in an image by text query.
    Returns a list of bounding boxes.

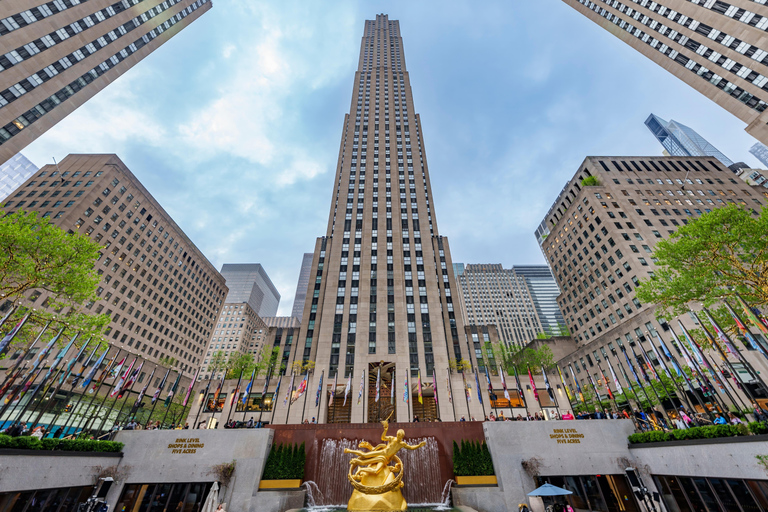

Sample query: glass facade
[750,142,768,169]
[0,486,92,512]
[537,474,640,511]
[0,153,38,201]
[219,264,280,318]
[115,483,212,512]
[645,115,734,167]
[654,474,768,512]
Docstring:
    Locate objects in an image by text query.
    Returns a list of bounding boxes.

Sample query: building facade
[514,265,568,338]
[454,263,547,349]
[0,0,212,165]
[0,152,37,201]
[219,263,280,318]
[536,155,768,408]
[645,114,734,166]
[290,253,313,321]
[749,141,768,167]
[562,0,768,145]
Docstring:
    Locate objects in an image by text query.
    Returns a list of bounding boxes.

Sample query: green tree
[208,351,228,376]
[581,175,601,186]
[227,353,255,379]
[0,209,109,354]
[636,205,768,317]
[494,343,554,374]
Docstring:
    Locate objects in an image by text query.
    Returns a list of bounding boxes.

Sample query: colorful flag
[598,365,614,400]
[229,371,242,407]
[54,335,84,384]
[118,362,143,399]
[528,367,539,403]
[418,370,424,404]
[556,366,572,401]
[357,370,364,405]
[500,368,510,401]
[462,371,471,402]
[72,341,99,387]
[375,367,381,403]
[623,350,641,385]
[284,373,295,406]
[513,367,524,402]
[343,372,352,406]
[654,332,682,376]
[182,368,200,407]
[152,367,171,404]
[81,346,109,388]
[541,365,555,402]
[642,351,659,381]
[485,366,493,393]
[474,371,483,403]
[432,370,438,404]
[29,326,60,372]
[702,309,737,355]
[568,365,584,403]
[135,366,157,408]
[293,373,308,403]
[111,357,136,397]
[243,368,256,406]
[446,373,453,403]
[669,327,696,371]
[110,356,126,380]
[328,373,336,407]
[607,361,623,396]
[725,302,767,359]
[403,375,409,403]
[315,370,324,407]
[737,294,768,335]
[0,313,30,357]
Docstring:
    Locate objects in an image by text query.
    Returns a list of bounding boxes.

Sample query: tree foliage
[0,209,110,355]
[636,205,768,317]
[494,343,554,373]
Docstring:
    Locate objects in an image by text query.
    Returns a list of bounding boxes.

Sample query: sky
[21,0,763,316]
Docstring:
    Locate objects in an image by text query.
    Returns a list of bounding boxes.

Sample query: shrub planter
[258,479,303,489]
[455,475,497,486]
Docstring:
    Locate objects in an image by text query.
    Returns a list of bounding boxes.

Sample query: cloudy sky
[22,0,762,315]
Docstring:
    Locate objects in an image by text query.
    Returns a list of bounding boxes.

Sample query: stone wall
[0,451,120,493]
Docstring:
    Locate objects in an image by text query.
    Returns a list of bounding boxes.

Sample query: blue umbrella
[527,483,573,497]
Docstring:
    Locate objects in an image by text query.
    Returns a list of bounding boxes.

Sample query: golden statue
[344,418,426,511]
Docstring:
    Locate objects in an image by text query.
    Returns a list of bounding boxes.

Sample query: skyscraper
[750,142,768,168]
[291,253,313,321]
[562,0,768,145]
[219,264,280,318]
[0,0,212,165]
[513,265,568,338]
[645,114,734,166]
[0,152,37,201]
[278,15,486,424]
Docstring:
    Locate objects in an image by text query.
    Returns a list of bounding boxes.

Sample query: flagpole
[284,372,295,424]
[639,339,679,414]
[447,367,457,421]
[584,369,608,419]
[617,360,651,430]
[225,370,242,426]
[18,355,68,428]
[144,366,170,429]
[621,347,655,414]
[650,332,697,415]
[514,367,529,419]
[242,368,256,423]
[673,323,731,414]
[461,370,470,419]
[40,342,99,431]
[556,366,576,414]
[11,361,53,427]
[669,325,723,417]
[257,369,271,427]
[162,370,183,427]
[596,363,619,416]
[627,344,671,427]
[0,321,49,392]
[78,349,122,433]
[315,369,324,423]
[301,370,312,424]
[270,375,285,425]
[194,371,215,429]
[646,332,691,414]
[362,369,367,424]
[83,350,127,433]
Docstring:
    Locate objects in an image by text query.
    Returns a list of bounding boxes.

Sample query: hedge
[452,440,495,476]
[627,422,767,444]
[0,435,123,453]
[262,442,305,480]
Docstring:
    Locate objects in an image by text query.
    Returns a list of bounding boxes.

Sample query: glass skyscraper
[0,152,37,201]
[750,142,768,168]
[645,114,733,167]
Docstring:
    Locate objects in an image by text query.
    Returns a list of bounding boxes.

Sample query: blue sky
[22,0,762,315]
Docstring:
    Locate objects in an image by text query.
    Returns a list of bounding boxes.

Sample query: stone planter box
[455,475,497,486]
[258,479,303,489]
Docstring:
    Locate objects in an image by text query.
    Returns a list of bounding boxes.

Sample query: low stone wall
[0,451,121,493]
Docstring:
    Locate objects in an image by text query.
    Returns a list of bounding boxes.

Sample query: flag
[111,357,136,397]
[568,365,584,403]
[462,371,471,402]
[528,367,539,403]
[648,334,672,378]
[0,313,30,356]
[500,368,510,401]
[485,366,493,393]
[328,373,337,407]
[283,373,294,406]
[446,373,453,403]
[54,335,84,384]
[30,326,62,372]
[243,369,256,406]
[229,371,242,407]
[598,365,614,400]
[607,361,623,396]
[273,376,282,405]
[541,365,555,402]
[81,346,109,388]
[474,370,483,403]
[642,351,659,381]
[135,366,157,408]
[119,361,143,398]
[737,294,768,335]
[391,370,395,402]
[292,373,308,404]
[556,366,572,401]
[418,370,424,404]
[669,327,696,371]
[375,367,381,403]
[357,370,364,405]
[655,332,682,376]
[432,370,438,404]
[72,341,99,387]
[702,309,738,355]
[343,373,352,406]
[623,350,641,385]
[182,368,200,407]
[152,367,171,404]
[165,371,182,407]
[315,370,324,407]
[110,356,126,380]
[513,367,524,401]
[725,301,767,357]
[403,375,409,403]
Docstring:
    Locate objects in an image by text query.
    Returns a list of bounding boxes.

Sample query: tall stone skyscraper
[281,15,483,424]
[0,0,212,165]
[562,0,768,145]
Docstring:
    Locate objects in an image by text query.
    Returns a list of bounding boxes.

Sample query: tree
[636,205,768,317]
[581,175,601,186]
[208,351,228,376]
[0,209,109,355]
[227,353,255,379]
[494,343,554,374]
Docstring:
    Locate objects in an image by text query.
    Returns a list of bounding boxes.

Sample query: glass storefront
[115,483,212,512]
[537,475,640,511]
[0,486,93,512]
[653,474,768,512]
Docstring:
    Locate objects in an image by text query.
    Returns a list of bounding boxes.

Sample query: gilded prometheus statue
[345,417,426,511]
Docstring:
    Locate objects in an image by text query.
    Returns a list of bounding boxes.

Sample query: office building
[514,265,568,337]
[0,0,212,165]
[199,302,268,380]
[454,263,547,349]
[219,264,280,318]
[562,0,768,145]
[750,142,768,168]
[536,155,768,406]
[268,15,491,424]
[291,253,313,321]
[645,114,734,166]
[0,152,37,201]
[1,154,228,373]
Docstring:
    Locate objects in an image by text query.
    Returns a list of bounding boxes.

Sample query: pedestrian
[561,410,574,420]
[729,412,743,425]
[413,415,420,422]
[311,417,317,424]
[752,402,768,422]
[247,417,254,428]
[713,413,727,425]
[459,416,466,422]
